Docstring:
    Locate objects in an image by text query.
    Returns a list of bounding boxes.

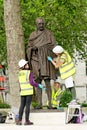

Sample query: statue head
[35,17,45,31]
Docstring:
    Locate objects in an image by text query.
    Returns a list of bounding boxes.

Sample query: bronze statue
[26,17,57,109]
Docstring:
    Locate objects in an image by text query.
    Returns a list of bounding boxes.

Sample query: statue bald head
[35,17,45,31]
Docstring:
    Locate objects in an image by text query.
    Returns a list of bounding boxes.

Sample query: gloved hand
[47,56,53,62]
[38,84,46,90]
[38,84,43,89]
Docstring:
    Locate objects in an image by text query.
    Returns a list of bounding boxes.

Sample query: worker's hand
[38,84,43,89]
[47,56,53,62]
[38,84,46,90]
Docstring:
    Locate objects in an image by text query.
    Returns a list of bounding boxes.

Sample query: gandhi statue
[26,17,57,109]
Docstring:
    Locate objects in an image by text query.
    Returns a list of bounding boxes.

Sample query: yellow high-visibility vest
[51,87,62,108]
[59,51,76,79]
[18,70,33,96]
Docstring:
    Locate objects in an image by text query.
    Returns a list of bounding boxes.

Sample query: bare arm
[51,59,63,68]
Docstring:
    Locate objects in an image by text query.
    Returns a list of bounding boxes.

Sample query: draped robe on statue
[26,28,57,108]
[26,29,57,80]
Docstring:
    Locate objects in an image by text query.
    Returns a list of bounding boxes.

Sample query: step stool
[65,104,82,124]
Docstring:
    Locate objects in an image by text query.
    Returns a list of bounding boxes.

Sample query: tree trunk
[3,0,25,107]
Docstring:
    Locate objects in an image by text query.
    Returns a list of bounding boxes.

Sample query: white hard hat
[52,45,64,54]
[55,78,61,84]
[18,59,28,68]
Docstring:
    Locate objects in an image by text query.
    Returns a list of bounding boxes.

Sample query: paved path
[0,123,87,130]
[0,110,87,130]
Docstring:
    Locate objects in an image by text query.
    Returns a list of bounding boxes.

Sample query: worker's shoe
[67,99,77,105]
[24,120,34,125]
[16,120,22,125]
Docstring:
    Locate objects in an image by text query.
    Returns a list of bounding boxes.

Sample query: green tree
[0,0,6,63]
[0,0,87,63]
[21,0,87,59]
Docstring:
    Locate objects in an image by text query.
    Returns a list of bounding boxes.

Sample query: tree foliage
[0,0,87,64]
[21,0,87,59]
[0,0,6,64]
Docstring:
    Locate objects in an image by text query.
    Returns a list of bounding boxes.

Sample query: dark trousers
[19,95,32,122]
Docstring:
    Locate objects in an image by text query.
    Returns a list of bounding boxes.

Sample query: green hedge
[0,102,11,108]
[59,90,72,107]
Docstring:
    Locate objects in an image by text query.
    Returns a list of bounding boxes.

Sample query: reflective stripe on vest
[18,70,33,96]
[51,88,62,108]
[59,51,76,79]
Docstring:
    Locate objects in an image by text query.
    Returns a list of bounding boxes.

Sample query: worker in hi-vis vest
[47,45,76,100]
[51,78,63,109]
[17,59,45,125]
